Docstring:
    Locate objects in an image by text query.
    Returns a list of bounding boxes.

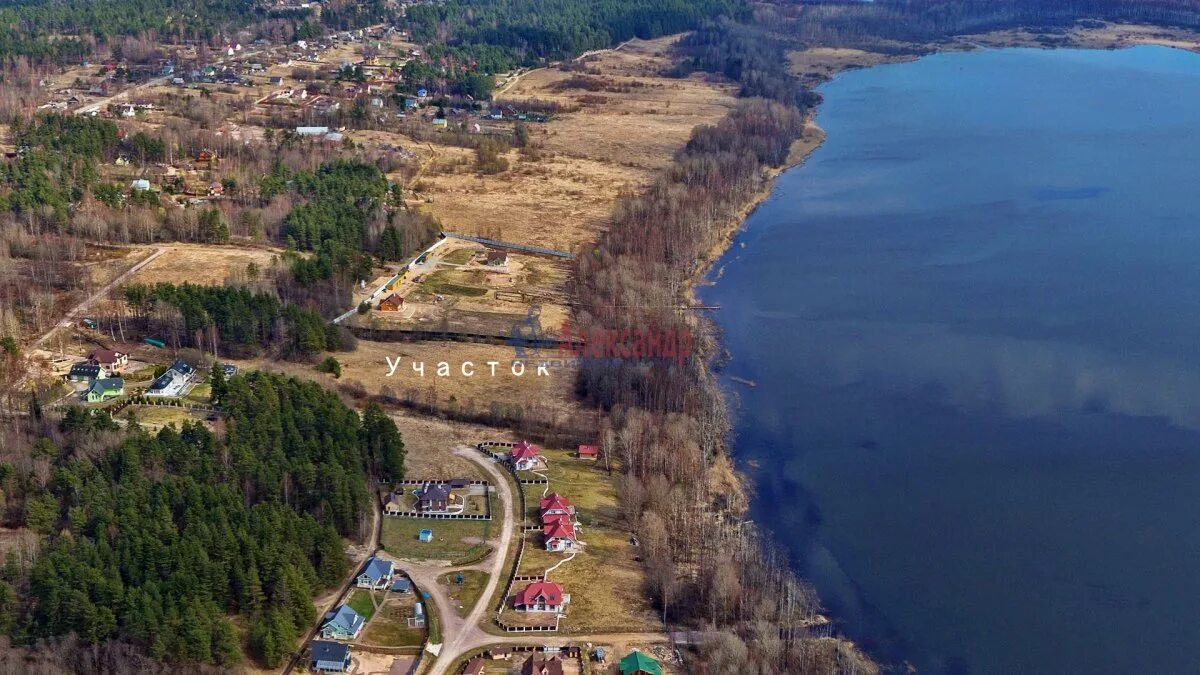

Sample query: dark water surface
[702,46,1200,675]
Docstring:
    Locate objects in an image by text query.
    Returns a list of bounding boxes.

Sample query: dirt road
[375,446,517,675]
[283,492,382,675]
[31,246,167,350]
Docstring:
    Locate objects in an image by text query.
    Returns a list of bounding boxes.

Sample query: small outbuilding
[379,293,405,312]
[618,650,662,675]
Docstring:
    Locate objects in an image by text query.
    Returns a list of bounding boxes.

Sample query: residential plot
[380,517,492,564]
[129,244,283,286]
[356,239,573,337]
[361,593,425,648]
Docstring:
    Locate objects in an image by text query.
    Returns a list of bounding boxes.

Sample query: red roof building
[577,444,599,459]
[379,293,405,311]
[510,440,540,470]
[512,581,566,612]
[539,493,574,517]
[543,517,577,551]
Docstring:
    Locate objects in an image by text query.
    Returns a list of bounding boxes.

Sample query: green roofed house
[84,378,124,403]
[619,649,662,675]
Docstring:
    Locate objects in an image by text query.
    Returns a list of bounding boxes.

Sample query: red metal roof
[543,517,575,541]
[577,444,599,456]
[540,493,573,513]
[512,581,563,607]
[511,440,540,460]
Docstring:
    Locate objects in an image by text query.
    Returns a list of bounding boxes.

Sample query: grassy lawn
[438,570,489,617]
[442,248,476,265]
[361,604,425,648]
[183,382,212,404]
[381,517,492,562]
[545,527,658,634]
[424,594,442,644]
[420,270,489,297]
[509,448,657,633]
[347,588,377,621]
[536,449,621,523]
[464,493,490,516]
[125,405,211,429]
[517,535,566,576]
[362,620,424,647]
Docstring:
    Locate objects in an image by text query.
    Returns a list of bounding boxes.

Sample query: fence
[477,442,561,633]
[441,232,576,259]
[347,325,583,350]
[384,481,494,520]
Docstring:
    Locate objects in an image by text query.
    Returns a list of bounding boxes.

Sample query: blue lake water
[702,46,1200,675]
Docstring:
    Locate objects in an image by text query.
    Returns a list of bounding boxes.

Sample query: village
[4,11,749,675]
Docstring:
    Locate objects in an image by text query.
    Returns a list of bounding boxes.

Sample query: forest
[784,0,1200,48]
[0,372,404,666]
[0,0,256,61]
[405,0,746,65]
[568,11,869,668]
[121,282,344,358]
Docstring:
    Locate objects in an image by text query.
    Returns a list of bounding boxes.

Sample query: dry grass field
[259,337,584,419]
[409,35,737,255]
[503,36,739,170]
[130,244,283,286]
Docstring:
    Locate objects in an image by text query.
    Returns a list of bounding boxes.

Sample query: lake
[703,45,1200,675]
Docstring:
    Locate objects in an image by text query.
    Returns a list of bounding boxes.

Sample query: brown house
[194,150,218,167]
[379,293,405,311]
[521,655,564,675]
[88,349,129,372]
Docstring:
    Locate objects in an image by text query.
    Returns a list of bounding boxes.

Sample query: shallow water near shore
[703,45,1200,674]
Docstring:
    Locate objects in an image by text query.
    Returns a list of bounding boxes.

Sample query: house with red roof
[543,516,577,552]
[511,581,568,612]
[509,440,541,470]
[539,493,574,517]
[576,444,599,460]
[379,293,405,312]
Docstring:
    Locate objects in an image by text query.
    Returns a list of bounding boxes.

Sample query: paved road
[32,246,168,350]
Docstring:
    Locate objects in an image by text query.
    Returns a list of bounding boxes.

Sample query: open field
[388,412,513,478]
[380,516,492,563]
[409,36,737,255]
[129,244,283,286]
[503,36,739,171]
[254,338,584,420]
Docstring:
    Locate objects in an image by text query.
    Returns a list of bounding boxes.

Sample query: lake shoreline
[693,20,1200,669]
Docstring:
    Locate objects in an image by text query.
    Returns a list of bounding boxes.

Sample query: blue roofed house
[320,604,364,640]
[310,640,351,672]
[356,556,394,589]
[391,577,412,593]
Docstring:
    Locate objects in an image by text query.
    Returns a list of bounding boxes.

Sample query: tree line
[784,0,1200,49]
[122,282,350,359]
[573,15,879,673]
[405,0,747,66]
[0,372,405,667]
